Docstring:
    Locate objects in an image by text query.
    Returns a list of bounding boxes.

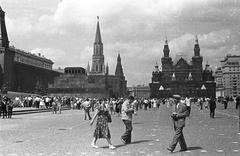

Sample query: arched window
[96,65,98,72]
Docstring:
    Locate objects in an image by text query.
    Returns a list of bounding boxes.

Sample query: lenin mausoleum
[48,17,127,98]
[0,6,61,94]
[149,37,216,98]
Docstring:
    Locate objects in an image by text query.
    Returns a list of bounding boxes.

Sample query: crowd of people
[1,93,240,152]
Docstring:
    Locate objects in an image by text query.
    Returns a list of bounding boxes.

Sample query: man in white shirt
[121,96,135,144]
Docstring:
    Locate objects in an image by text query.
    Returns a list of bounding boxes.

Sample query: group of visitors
[89,96,135,150]
[0,95,13,119]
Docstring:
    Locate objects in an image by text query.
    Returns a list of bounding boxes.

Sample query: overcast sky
[1,0,240,86]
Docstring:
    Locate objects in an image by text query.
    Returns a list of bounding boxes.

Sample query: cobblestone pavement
[0,104,240,156]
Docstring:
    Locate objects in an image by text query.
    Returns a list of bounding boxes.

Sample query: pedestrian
[90,99,116,150]
[167,96,188,153]
[52,100,57,114]
[223,98,228,109]
[209,97,216,118]
[121,96,135,144]
[185,96,191,117]
[236,96,240,110]
[82,98,92,120]
[6,97,13,118]
[1,96,7,119]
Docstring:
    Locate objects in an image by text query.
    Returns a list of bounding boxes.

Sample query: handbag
[106,111,112,123]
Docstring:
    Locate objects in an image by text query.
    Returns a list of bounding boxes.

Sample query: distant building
[219,54,240,97]
[128,85,150,99]
[0,6,61,94]
[149,36,216,98]
[215,67,224,97]
[48,17,127,98]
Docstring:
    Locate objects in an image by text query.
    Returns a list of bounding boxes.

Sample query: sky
[0,0,240,86]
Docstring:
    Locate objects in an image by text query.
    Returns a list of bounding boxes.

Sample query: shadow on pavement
[132,122,144,125]
[186,146,202,151]
[113,139,153,148]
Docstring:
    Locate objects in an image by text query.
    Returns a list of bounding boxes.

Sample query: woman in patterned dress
[90,100,116,149]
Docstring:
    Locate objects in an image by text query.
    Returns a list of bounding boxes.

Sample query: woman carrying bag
[90,99,116,150]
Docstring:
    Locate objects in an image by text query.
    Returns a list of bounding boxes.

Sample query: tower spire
[91,16,104,75]
[94,16,102,44]
[163,35,169,57]
[0,6,9,48]
[194,34,200,57]
[106,62,109,75]
[115,53,124,77]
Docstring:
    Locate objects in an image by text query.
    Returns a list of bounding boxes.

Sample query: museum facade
[149,37,216,98]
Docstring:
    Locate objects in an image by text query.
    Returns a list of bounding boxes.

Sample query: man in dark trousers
[167,96,188,152]
[209,97,216,118]
[121,96,135,144]
[236,96,240,110]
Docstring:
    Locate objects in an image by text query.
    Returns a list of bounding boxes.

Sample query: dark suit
[169,102,188,151]
[209,98,216,118]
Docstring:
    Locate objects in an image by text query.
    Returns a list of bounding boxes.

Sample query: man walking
[236,96,240,110]
[185,96,191,117]
[167,96,188,152]
[82,98,92,120]
[209,97,216,118]
[121,96,135,144]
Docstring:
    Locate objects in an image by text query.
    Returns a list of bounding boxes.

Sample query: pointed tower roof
[94,16,102,44]
[195,35,199,45]
[194,34,200,57]
[115,53,124,77]
[163,35,170,57]
[0,6,9,48]
[164,34,168,45]
[106,62,109,75]
[87,61,90,73]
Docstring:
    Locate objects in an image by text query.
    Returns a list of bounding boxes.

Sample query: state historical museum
[149,37,216,98]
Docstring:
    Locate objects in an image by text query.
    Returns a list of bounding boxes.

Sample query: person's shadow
[176,146,202,153]
[101,139,152,148]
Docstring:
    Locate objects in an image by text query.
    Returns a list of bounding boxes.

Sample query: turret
[115,53,124,77]
[87,61,90,74]
[91,16,105,74]
[163,38,170,57]
[161,37,172,71]
[106,62,109,75]
[0,6,9,48]
[194,35,200,57]
[154,62,159,72]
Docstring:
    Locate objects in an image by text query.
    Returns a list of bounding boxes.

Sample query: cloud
[3,0,240,86]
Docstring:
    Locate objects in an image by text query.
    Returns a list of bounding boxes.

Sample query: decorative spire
[195,35,198,45]
[106,62,109,75]
[115,53,124,77]
[194,34,200,57]
[165,33,168,45]
[87,61,90,74]
[154,62,159,72]
[0,6,9,48]
[92,16,104,75]
[163,36,170,57]
[94,16,102,44]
